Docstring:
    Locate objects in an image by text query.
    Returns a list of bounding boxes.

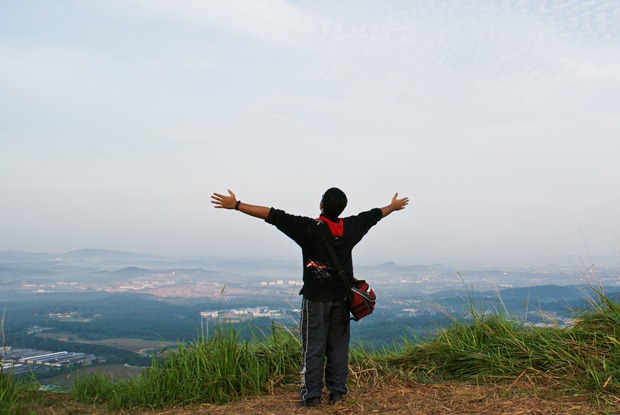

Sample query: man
[211,188,409,407]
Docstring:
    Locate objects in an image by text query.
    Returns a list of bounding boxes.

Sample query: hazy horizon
[1,1,619,266]
[2,246,618,271]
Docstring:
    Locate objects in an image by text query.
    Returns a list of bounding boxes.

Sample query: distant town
[2,249,620,386]
[5,256,619,299]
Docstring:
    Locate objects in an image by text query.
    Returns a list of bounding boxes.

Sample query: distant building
[1,348,97,375]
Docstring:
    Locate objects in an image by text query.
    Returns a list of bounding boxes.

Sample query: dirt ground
[32,381,618,415]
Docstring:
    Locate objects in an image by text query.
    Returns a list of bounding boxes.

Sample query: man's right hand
[211,190,271,219]
[211,189,237,210]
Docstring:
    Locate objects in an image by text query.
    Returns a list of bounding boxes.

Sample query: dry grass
[31,380,614,415]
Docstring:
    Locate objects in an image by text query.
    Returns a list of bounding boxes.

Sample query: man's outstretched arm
[211,190,270,220]
[380,192,409,218]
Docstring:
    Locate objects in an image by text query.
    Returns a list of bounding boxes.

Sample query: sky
[1,0,619,267]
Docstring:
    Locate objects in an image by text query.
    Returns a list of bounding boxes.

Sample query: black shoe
[329,393,344,404]
[300,397,321,407]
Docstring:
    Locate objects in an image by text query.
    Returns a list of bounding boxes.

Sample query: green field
[39,363,145,390]
[36,333,171,355]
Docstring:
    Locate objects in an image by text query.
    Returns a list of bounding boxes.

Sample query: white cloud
[96,0,323,51]
[1,0,619,262]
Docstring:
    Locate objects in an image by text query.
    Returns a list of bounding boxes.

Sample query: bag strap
[317,222,352,289]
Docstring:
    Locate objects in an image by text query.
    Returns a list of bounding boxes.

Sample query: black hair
[321,187,347,217]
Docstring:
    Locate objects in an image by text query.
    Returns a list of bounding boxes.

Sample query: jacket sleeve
[355,208,383,231]
[265,208,314,247]
[344,208,383,246]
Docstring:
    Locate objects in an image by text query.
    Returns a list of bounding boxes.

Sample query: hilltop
[25,382,610,415]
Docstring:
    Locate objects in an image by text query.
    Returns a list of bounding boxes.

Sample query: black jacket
[266,207,382,302]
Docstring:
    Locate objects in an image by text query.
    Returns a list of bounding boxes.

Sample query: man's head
[321,187,347,217]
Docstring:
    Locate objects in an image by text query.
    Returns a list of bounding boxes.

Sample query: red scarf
[318,215,344,238]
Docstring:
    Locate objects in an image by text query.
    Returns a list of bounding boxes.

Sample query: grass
[2,306,41,415]
[71,323,301,410]
[0,370,39,415]
[2,284,620,412]
[382,282,620,400]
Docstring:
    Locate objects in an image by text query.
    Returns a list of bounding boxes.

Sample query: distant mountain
[93,266,153,278]
[0,249,160,264]
[360,262,455,273]
[61,249,160,262]
[0,250,58,263]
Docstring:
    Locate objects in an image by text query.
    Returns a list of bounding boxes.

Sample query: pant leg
[325,300,350,395]
[300,299,328,401]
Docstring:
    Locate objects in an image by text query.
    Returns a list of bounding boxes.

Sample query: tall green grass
[72,324,301,410]
[1,304,40,415]
[69,284,620,409]
[0,370,22,415]
[383,284,620,398]
[0,370,39,415]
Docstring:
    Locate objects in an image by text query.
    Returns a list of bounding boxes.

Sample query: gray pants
[300,299,350,402]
